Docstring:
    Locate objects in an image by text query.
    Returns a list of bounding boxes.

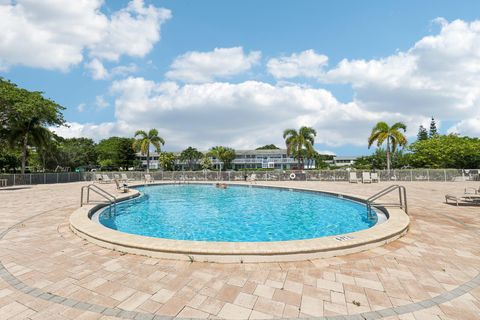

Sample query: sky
[2,0,480,156]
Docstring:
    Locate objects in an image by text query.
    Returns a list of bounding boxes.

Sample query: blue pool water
[98,184,378,242]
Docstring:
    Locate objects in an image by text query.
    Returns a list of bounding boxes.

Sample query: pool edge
[69,182,410,263]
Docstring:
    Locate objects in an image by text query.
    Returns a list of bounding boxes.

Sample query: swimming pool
[97,184,379,242]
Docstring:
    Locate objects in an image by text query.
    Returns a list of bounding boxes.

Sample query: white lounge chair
[121,173,134,182]
[94,174,103,183]
[102,174,113,183]
[371,172,380,183]
[144,174,155,183]
[362,172,372,183]
[349,172,358,183]
[445,193,480,206]
[114,179,129,193]
[247,174,257,184]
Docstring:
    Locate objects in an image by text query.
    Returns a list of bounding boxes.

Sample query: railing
[366,185,408,219]
[80,184,116,212]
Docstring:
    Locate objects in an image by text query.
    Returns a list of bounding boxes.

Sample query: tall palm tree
[132,129,165,172]
[368,122,407,172]
[283,126,317,169]
[208,146,236,171]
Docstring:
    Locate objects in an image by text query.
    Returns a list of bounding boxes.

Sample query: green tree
[200,155,212,170]
[0,79,65,173]
[96,137,136,170]
[57,138,97,170]
[256,144,280,150]
[159,152,176,171]
[0,142,21,173]
[132,129,165,172]
[417,125,428,141]
[179,147,203,170]
[408,134,480,168]
[429,117,438,138]
[368,122,407,172]
[283,126,317,168]
[208,146,236,171]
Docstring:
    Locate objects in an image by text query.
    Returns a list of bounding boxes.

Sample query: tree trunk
[146,148,150,173]
[386,138,391,173]
[21,133,28,174]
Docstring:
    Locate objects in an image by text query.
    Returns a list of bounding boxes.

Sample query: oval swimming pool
[97,184,379,242]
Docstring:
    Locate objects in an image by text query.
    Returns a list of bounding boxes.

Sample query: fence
[0,169,478,187]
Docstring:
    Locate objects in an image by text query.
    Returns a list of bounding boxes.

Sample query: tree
[0,142,21,173]
[429,117,438,138]
[132,129,165,172]
[368,122,407,172]
[1,79,65,173]
[179,147,203,170]
[96,137,136,170]
[200,155,212,170]
[256,144,280,150]
[408,134,480,168]
[159,152,176,171]
[283,126,317,168]
[417,125,428,141]
[57,138,97,170]
[208,146,236,171]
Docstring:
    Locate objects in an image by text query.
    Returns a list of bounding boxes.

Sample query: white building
[328,156,359,167]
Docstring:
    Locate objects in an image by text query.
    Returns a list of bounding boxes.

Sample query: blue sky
[2,0,480,155]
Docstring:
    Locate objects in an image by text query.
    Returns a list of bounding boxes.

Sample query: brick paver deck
[0,181,479,319]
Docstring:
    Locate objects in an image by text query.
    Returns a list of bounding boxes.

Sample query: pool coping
[69,182,410,263]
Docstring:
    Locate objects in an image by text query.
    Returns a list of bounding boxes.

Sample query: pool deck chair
[464,186,480,194]
[121,173,134,182]
[371,172,380,183]
[101,174,113,183]
[144,174,155,183]
[114,179,129,193]
[362,172,372,183]
[247,174,257,184]
[94,174,103,183]
[445,194,480,206]
[349,172,359,183]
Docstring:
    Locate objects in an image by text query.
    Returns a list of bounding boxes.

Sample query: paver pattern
[0,181,480,319]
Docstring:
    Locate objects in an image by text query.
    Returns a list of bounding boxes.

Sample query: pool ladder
[80,184,117,212]
[366,185,407,219]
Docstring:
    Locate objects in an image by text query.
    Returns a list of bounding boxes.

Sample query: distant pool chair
[362,172,372,184]
[349,172,359,183]
[114,179,129,193]
[144,174,155,183]
[94,174,103,183]
[121,173,134,182]
[101,174,113,183]
[247,173,257,184]
[371,172,380,183]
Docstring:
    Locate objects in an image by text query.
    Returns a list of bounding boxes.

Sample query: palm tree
[132,129,165,172]
[208,146,236,171]
[368,122,407,172]
[179,147,203,170]
[283,126,317,169]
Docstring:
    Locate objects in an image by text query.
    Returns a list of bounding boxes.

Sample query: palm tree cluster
[368,122,407,172]
[283,126,317,169]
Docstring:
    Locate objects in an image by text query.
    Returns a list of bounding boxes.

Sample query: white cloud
[165,47,261,83]
[77,103,86,113]
[322,19,480,124]
[56,77,420,150]
[95,95,109,109]
[85,59,109,80]
[447,118,480,136]
[267,50,328,79]
[0,0,170,71]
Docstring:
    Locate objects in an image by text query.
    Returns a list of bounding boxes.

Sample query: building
[136,149,316,170]
[326,156,359,167]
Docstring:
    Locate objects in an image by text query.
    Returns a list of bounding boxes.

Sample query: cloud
[322,19,480,123]
[76,103,86,113]
[165,47,261,83]
[55,77,420,150]
[85,59,138,80]
[0,0,170,71]
[267,50,328,79]
[447,118,480,136]
[95,95,109,109]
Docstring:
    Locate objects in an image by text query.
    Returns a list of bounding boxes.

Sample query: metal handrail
[80,184,117,211]
[366,185,407,218]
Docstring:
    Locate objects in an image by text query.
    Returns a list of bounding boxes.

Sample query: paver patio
[0,181,480,319]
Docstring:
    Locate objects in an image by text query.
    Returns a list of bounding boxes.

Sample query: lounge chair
[349,172,358,183]
[114,174,121,181]
[464,186,480,194]
[114,179,129,193]
[445,193,480,206]
[371,172,380,183]
[362,172,372,183]
[121,173,134,182]
[247,174,257,184]
[94,174,103,183]
[101,174,113,183]
[144,174,155,183]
